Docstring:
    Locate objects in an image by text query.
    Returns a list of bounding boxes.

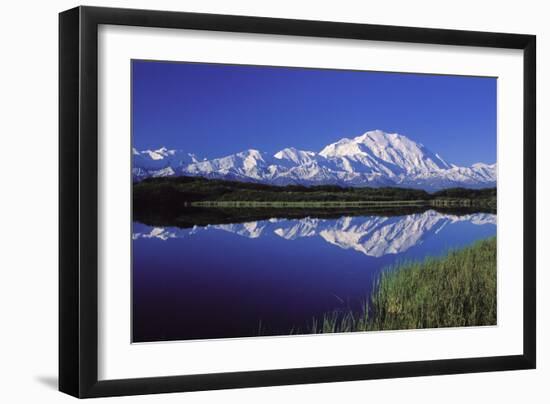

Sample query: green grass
[191,200,428,208]
[306,237,497,334]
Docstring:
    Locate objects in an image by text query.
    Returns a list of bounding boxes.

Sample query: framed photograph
[59,6,536,398]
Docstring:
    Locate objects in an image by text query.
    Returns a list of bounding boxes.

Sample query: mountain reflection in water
[132,209,496,342]
[133,210,496,258]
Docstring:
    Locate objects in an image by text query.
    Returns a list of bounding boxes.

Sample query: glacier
[132,130,496,191]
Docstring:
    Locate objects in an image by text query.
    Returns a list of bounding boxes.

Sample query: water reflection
[132,209,496,342]
[133,210,496,258]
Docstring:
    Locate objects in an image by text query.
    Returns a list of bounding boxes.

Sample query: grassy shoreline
[191,199,493,209]
[191,200,429,208]
[304,237,497,334]
[133,176,496,227]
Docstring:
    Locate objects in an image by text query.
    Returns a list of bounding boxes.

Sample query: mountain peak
[132,130,495,190]
[319,130,451,174]
[353,129,391,143]
[274,147,316,165]
[236,149,265,160]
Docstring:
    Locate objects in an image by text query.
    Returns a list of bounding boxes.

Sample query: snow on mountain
[132,226,180,241]
[272,217,319,240]
[273,147,317,166]
[132,147,200,179]
[319,130,451,175]
[184,149,272,181]
[317,211,493,257]
[215,220,268,239]
[132,130,496,191]
[471,162,497,181]
[132,211,496,257]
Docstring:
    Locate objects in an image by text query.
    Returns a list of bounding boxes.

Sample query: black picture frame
[59,5,536,398]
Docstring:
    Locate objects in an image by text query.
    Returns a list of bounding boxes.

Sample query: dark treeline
[134,175,495,204]
[133,176,496,227]
[431,187,496,199]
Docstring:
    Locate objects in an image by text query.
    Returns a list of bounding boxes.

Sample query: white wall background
[0,0,546,402]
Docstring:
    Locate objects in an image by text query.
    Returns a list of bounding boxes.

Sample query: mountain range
[133,210,496,258]
[132,130,496,191]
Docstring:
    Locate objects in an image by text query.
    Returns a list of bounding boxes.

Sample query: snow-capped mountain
[132,210,496,257]
[132,147,201,178]
[185,149,271,181]
[132,130,496,191]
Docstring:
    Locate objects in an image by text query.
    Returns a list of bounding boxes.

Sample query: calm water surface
[132,210,496,342]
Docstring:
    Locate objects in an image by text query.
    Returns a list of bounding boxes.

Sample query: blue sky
[132,60,496,166]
